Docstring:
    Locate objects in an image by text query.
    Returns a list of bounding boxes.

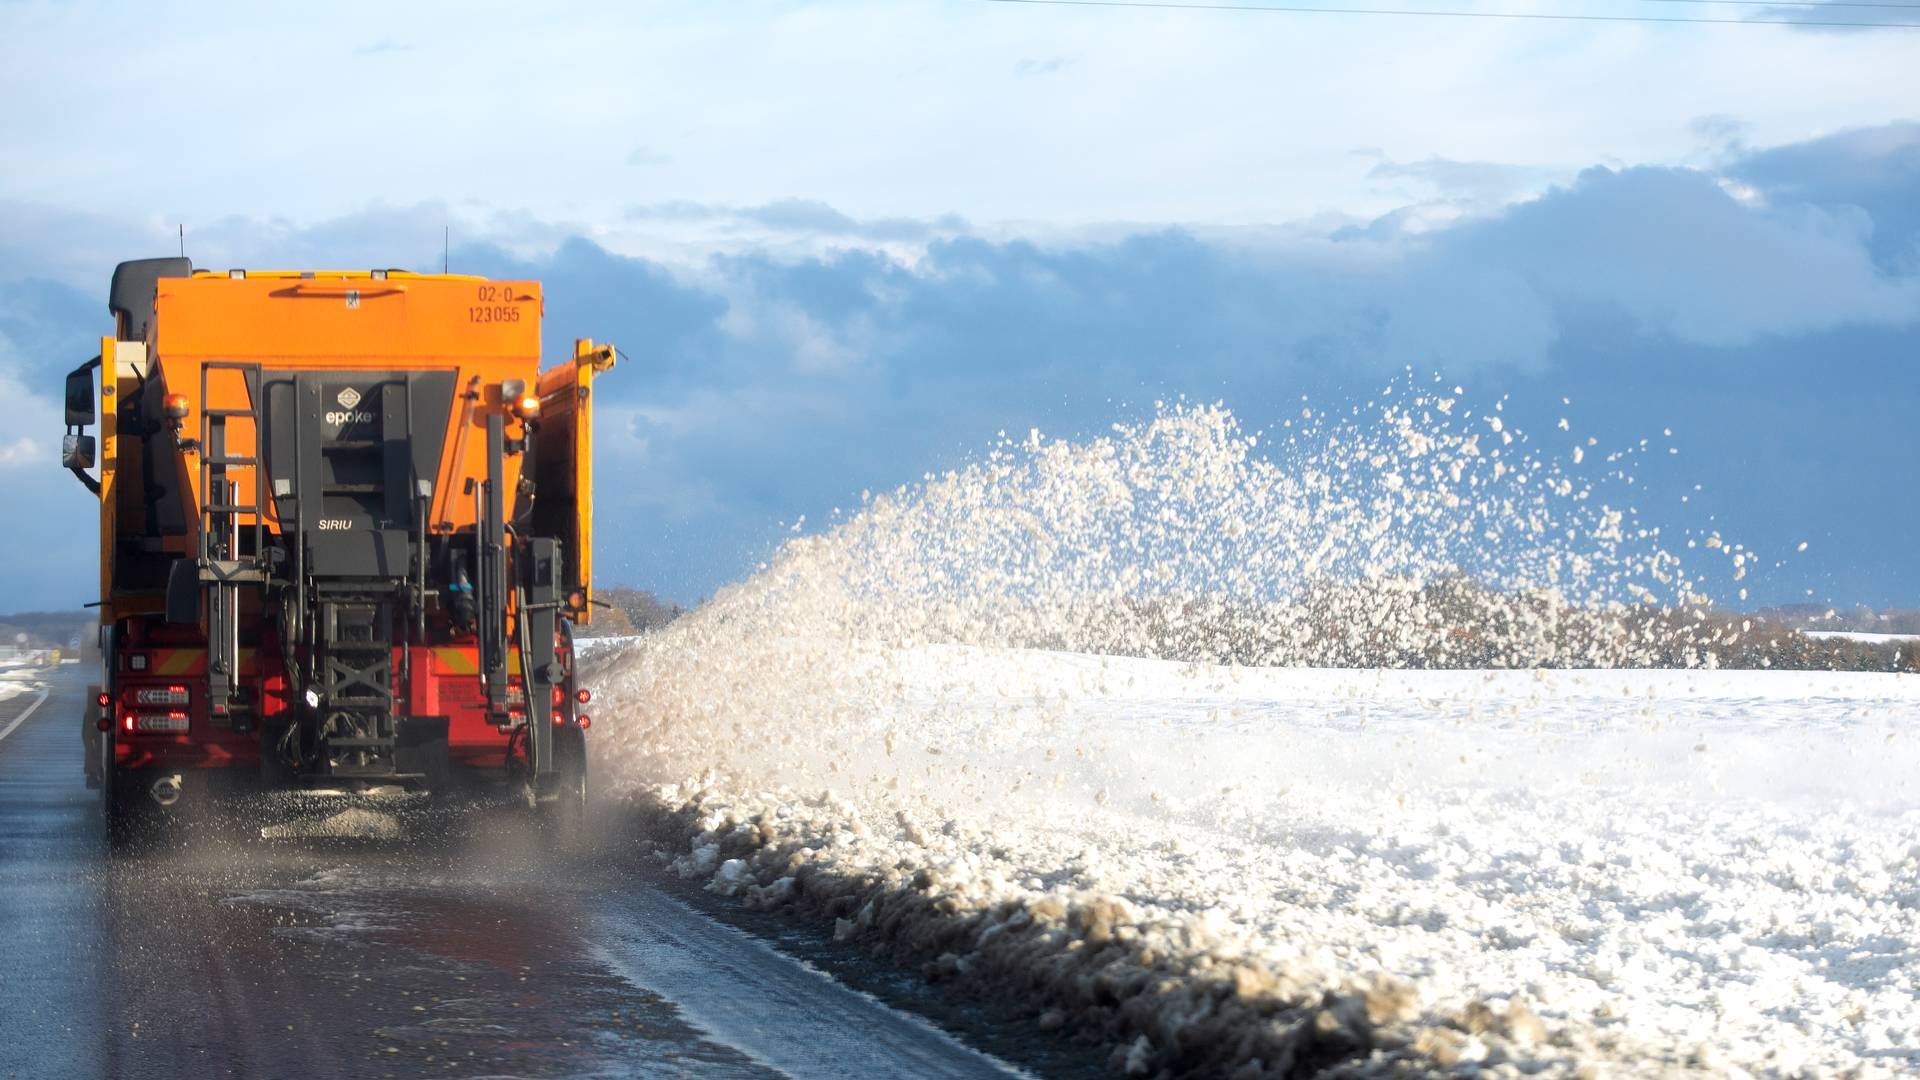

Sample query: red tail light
[132,711,189,733]
[577,715,590,730]
[575,688,591,705]
[96,691,111,707]
[134,685,190,706]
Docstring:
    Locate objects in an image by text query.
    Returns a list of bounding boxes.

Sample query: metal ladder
[197,361,268,727]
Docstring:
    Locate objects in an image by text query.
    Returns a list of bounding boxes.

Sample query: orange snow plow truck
[60,258,614,842]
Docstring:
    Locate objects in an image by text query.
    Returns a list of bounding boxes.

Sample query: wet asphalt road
[0,664,1031,1080]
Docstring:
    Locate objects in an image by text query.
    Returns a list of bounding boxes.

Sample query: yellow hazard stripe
[432,647,478,674]
[146,648,262,677]
[153,647,502,679]
[152,649,205,676]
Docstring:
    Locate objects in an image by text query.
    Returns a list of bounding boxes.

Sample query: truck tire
[538,725,589,850]
[103,769,152,852]
[260,717,300,790]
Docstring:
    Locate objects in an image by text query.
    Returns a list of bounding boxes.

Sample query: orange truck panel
[70,260,611,802]
[149,273,546,539]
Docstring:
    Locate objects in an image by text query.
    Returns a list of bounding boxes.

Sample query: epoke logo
[326,386,373,426]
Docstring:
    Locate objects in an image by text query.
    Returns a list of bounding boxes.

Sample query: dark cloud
[737,199,867,236]
[506,154,1918,605]
[0,271,121,611]
[0,277,100,389]
[1439,164,1912,346]
[448,236,729,391]
[1,124,1916,610]
[625,198,969,243]
[1727,121,1920,272]
[1748,2,1920,32]
[0,201,180,289]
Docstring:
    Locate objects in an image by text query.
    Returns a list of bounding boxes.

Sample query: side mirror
[65,366,95,426]
[62,433,96,470]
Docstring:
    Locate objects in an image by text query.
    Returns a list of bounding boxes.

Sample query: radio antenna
[178,224,185,258]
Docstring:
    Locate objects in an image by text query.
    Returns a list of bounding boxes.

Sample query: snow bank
[602,651,1919,1077]
[0,664,45,704]
[586,399,1916,1076]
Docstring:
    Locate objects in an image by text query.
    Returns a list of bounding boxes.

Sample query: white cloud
[3,2,1916,233]
[0,436,42,469]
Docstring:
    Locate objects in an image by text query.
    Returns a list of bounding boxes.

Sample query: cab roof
[190,269,487,282]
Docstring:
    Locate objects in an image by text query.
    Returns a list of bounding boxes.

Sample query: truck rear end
[62,259,614,841]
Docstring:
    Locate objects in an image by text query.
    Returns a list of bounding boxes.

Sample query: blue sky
[1,2,1916,612]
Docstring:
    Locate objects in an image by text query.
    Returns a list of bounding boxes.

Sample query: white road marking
[0,688,50,743]
[594,888,1032,1080]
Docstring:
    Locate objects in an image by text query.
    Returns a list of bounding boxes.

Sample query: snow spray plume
[592,390,1720,794]
[584,390,1777,1078]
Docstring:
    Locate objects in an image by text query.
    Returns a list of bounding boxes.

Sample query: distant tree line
[0,611,97,657]
[1007,576,1919,673]
[1758,604,1920,636]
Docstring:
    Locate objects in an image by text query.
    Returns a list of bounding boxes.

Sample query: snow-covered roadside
[594,646,1920,1078]
[0,662,45,705]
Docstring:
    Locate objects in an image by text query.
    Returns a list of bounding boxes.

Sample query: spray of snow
[586,395,1918,1077]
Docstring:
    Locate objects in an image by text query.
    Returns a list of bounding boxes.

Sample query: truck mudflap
[84,683,104,789]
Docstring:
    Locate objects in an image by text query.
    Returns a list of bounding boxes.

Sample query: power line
[1641,0,1920,9]
[976,0,1920,29]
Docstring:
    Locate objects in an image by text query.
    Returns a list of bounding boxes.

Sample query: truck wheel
[103,770,153,852]
[260,717,300,790]
[539,725,589,850]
